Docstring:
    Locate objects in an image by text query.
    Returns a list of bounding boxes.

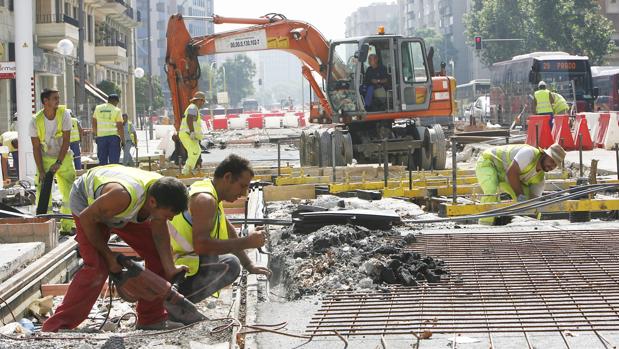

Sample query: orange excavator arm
[165,13,334,130]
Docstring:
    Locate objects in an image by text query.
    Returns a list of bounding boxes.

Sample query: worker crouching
[168,154,271,310]
[42,165,190,331]
[475,143,566,225]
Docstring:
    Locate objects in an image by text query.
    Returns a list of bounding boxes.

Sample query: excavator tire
[432,124,447,170]
[343,133,353,165]
[319,129,332,167]
[308,131,320,166]
[332,129,346,166]
[418,127,433,170]
[299,131,307,166]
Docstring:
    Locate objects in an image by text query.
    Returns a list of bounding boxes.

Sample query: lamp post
[56,39,74,107]
[221,65,227,114]
[133,67,145,128]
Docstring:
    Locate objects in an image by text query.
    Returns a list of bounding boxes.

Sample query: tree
[465,0,614,66]
[413,28,458,71]
[214,54,256,107]
[96,80,121,96]
[134,76,164,113]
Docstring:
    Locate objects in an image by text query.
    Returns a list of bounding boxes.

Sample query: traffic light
[475,36,482,50]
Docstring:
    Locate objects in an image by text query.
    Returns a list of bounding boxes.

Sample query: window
[401,41,428,83]
[88,15,93,42]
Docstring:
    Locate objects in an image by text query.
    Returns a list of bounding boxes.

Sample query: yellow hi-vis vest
[482,144,545,185]
[93,103,122,137]
[34,105,67,153]
[83,164,162,228]
[534,89,553,114]
[179,103,203,139]
[70,117,80,143]
[552,92,569,114]
[169,179,228,277]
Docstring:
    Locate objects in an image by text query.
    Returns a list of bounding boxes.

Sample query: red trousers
[42,215,168,332]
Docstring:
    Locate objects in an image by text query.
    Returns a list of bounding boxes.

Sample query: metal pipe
[383,140,388,187]
[579,134,583,178]
[77,0,87,128]
[615,143,619,180]
[277,140,281,177]
[408,146,413,190]
[452,139,457,204]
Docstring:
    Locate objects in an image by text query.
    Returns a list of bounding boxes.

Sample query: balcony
[95,44,127,65]
[35,14,79,51]
[98,0,126,17]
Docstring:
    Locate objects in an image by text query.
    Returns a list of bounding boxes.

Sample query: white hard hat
[538,81,547,87]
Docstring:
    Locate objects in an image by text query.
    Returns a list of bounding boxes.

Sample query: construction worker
[122,113,138,166]
[42,165,189,332]
[475,143,566,225]
[551,91,569,115]
[179,91,206,175]
[532,81,555,127]
[93,94,124,165]
[69,112,83,170]
[169,154,270,306]
[30,88,76,234]
[0,131,18,186]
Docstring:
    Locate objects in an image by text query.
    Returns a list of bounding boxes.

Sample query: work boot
[136,319,184,331]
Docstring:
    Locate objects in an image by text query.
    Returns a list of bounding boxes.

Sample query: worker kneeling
[475,143,566,225]
[168,154,271,309]
[43,165,194,332]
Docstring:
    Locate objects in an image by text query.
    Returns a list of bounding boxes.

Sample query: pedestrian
[93,94,124,165]
[169,154,270,309]
[475,143,565,225]
[30,88,76,234]
[179,91,206,176]
[69,111,83,170]
[532,81,555,128]
[42,165,189,332]
[122,113,138,166]
[0,131,18,185]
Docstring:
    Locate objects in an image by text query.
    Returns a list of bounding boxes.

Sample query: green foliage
[413,28,458,70]
[96,80,121,96]
[465,0,615,66]
[135,76,164,112]
[213,54,256,106]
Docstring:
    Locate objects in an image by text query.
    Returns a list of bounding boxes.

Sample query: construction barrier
[264,117,283,129]
[226,114,239,119]
[283,114,299,128]
[551,114,575,150]
[247,115,264,129]
[264,112,285,117]
[526,115,553,148]
[573,115,593,150]
[592,113,610,148]
[603,112,619,150]
[212,117,228,130]
[228,117,246,130]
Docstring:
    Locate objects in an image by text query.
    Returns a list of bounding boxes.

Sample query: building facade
[344,2,400,38]
[0,0,139,133]
[598,0,619,65]
[398,0,489,84]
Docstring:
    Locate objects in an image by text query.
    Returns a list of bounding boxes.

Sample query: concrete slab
[565,148,618,174]
[0,242,45,283]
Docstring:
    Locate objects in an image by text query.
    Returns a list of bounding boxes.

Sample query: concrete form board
[0,242,45,284]
[0,217,57,252]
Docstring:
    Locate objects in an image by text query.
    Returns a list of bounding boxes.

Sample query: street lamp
[134,67,145,78]
[209,61,216,117]
[56,39,74,109]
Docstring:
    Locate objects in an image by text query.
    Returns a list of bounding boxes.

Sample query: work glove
[516,194,527,203]
[190,132,197,141]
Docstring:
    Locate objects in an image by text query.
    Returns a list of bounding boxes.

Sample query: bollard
[579,134,583,178]
[331,134,336,183]
[277,141,281,178]
[452,139,457,204]
[383,140,388,187]
[408,145,413,191]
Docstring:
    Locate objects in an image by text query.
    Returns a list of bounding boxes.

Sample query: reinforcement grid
[307,229,619,340]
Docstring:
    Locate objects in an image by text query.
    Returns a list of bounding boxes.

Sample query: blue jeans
[96,135,121,165]
[70,141,81,170]
[122,141,134,166]
[11,151,18,176]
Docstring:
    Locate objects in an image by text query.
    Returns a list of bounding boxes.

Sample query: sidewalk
[564,148,618,175]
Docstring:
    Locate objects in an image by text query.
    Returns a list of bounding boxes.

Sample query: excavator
[166,13,456,169]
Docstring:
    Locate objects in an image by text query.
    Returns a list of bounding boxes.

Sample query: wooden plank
[41,282,113,297]
[263,184,316,202]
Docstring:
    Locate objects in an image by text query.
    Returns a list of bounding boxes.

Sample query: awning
[74,78,108,103]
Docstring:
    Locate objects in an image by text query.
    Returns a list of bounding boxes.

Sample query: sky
[212,0,390,39]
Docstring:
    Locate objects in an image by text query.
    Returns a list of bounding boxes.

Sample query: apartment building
[0,0,140,132]
[344,2,399,38]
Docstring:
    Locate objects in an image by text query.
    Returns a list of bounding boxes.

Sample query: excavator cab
[326,36,433,122]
